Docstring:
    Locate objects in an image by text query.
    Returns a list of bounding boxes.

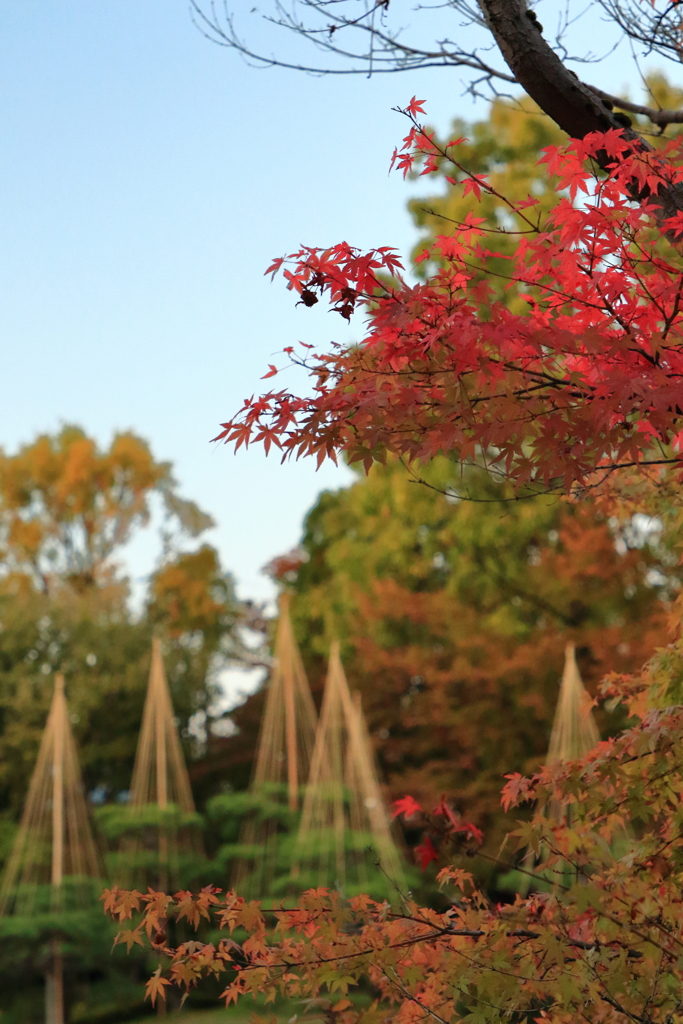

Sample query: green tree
[280,458,671,880]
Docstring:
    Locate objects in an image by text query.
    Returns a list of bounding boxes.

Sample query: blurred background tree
[0,426,245,826]
[0,426,248,1023]
[278,458,673,886]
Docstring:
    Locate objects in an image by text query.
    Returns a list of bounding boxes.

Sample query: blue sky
[2,0,681,629]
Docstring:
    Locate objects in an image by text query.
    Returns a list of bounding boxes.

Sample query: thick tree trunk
[478,0,614,137]
[477,0,683,222]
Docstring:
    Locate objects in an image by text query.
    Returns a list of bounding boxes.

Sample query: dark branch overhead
[190,0,683,219]
[189,0,519,84]
[595,0,683,63]
[190,1,683,123]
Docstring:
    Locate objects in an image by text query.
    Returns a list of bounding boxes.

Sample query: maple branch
[380,967,451,1024]
[588,84,683,131]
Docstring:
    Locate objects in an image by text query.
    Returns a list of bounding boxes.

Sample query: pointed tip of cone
[54,673,65,697]
[278,591,292,612]
[547,638,600,765]
[562,642,581,688]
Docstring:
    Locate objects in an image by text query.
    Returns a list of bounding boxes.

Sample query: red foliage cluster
[216,105,683,494]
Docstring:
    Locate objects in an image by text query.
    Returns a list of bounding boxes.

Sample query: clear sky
[1,1,680,625]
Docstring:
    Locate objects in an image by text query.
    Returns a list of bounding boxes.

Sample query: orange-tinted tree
[0,427,243,819]
[283,458,671,869]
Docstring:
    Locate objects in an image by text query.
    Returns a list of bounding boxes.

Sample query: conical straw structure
[0,674,101,1024]
[547,643,601,768]
[251,594,318,810]
[118,638,201,890]
[294,642,404,897]
[130,638,195,813]
[521,643,601,891]
[232,593,318,896]
[0,673,101,915]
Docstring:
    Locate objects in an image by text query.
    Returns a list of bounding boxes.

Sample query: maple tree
[102,92,683,1018]
[408,93,566,309]
[216,105,683,494]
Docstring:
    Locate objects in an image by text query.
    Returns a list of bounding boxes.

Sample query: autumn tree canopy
[102,11,683,1022]
[0,424,212,593]
[0,427,244,821]
[216,112,683,498]
[282,457,671,865]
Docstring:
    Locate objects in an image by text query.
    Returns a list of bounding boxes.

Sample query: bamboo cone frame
[547,643,601,767]
[0,674,101,1024]
[122,638,200,891]
[544,642,601,836]
[130,638,195,814]
[251,594,318,810]
[0,673,101,915]
[521,643,601,891]
[294,642,405,895]
[232,594,318,895]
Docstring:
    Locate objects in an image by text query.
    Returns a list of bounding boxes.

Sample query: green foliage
[284,458,671,876]
[205,784,406,902]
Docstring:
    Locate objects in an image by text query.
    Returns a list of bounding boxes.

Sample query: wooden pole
[280,596,300,812]
[51,674,65,888]
[153,639,168,811]
[151,639,169,896]
[47,673,65,1024]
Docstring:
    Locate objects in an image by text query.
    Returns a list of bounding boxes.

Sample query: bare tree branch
[190,0,517,86]
[191,0,683,221]
[587,83,683,128]
[595,0,683,64]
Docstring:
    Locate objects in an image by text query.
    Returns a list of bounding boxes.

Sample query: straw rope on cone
[293,642,405,899]
[232,593,318,897]
[0,674,102,1024]
[112,638,202,893]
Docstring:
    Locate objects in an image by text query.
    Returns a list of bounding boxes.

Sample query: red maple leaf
[415,835,439,871]
[458,821,484,845]
[433,798,483,844]
[406,96,427,118]
[391,795,423,820]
